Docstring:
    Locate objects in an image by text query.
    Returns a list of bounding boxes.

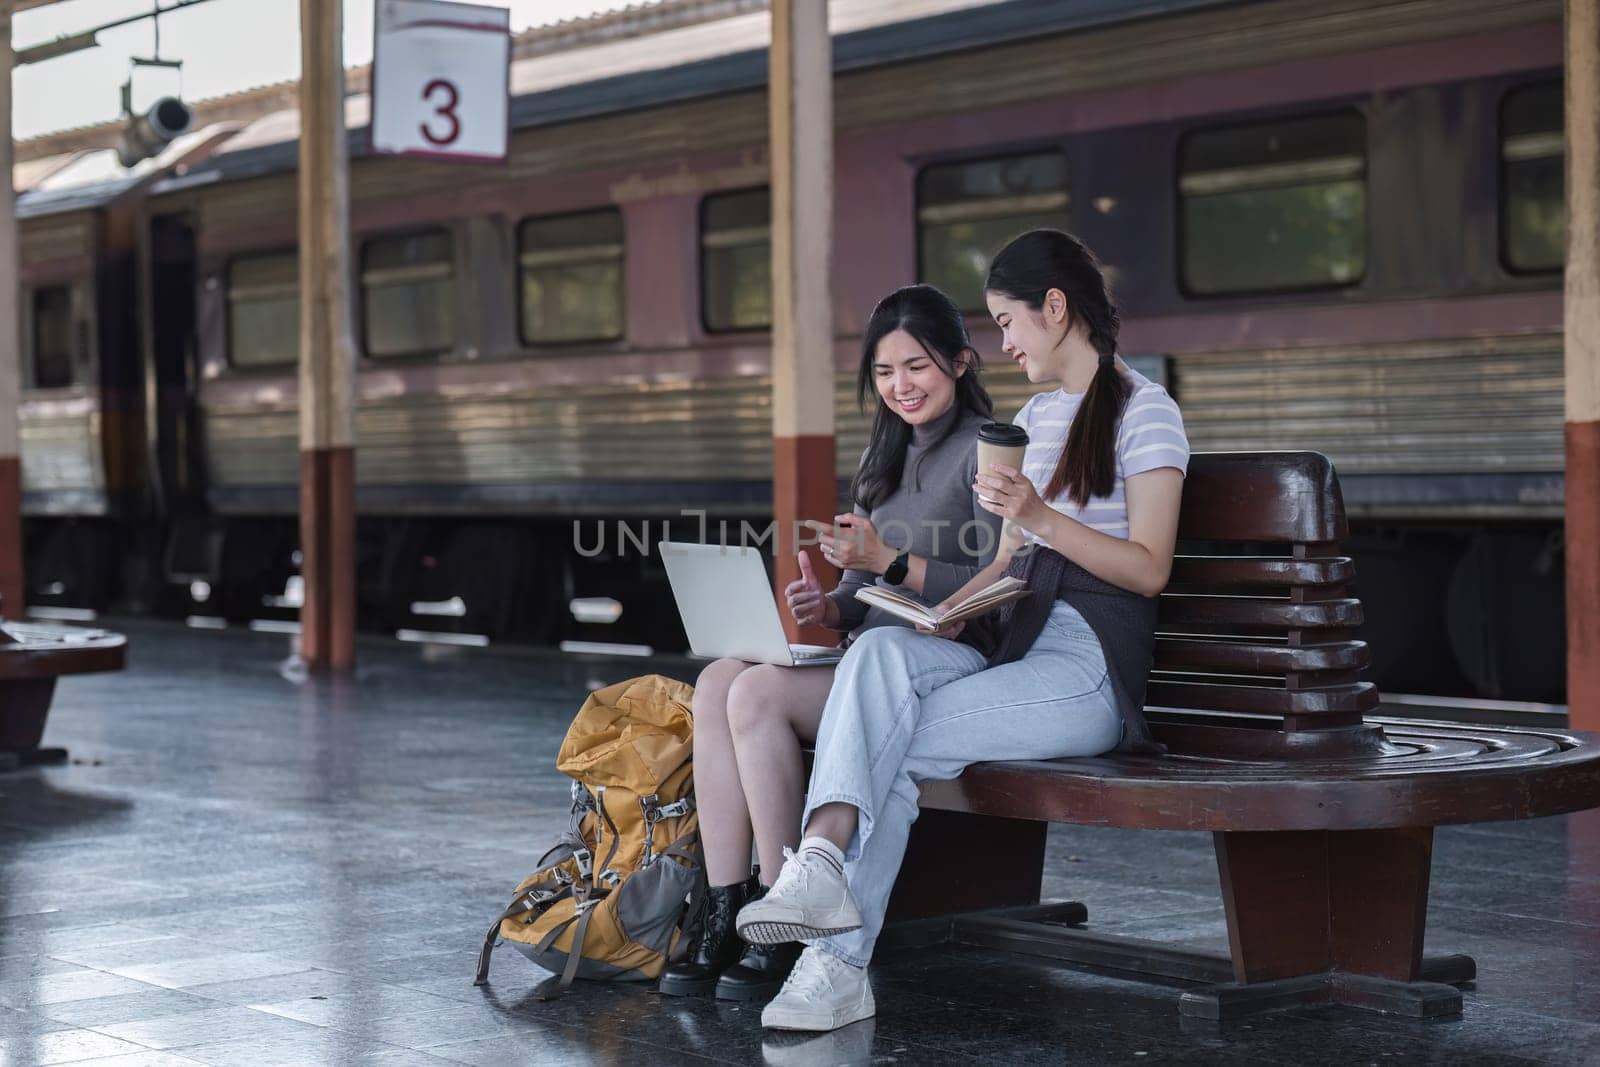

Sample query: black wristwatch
[883,550,910,586]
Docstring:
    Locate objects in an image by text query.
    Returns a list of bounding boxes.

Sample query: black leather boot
[658,875,757,996]
[714,938,802,1002]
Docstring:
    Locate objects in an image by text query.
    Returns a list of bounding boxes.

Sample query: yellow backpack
[474,674,705,998]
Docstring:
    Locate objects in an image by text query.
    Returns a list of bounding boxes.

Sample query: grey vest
[976,546,1163,755]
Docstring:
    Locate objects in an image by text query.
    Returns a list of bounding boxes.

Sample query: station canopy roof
[14,0,1229,217]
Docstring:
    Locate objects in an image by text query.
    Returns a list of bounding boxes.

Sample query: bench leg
[1179,827,1472,1020]
[885,810,1049,922]
[0,677,68,766]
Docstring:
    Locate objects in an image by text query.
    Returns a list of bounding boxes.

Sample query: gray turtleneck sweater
[825,405,1003,637]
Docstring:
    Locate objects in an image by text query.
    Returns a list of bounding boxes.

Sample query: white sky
[13,0,635,141]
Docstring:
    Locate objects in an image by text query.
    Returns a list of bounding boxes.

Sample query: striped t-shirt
[1012,366,1189,543]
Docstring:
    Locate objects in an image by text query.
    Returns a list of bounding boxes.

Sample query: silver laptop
[659,542,845,667]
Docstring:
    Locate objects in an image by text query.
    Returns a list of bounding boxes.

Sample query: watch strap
[884,550,910,585]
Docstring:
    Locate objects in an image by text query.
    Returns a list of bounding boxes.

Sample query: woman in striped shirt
[736,229,1189,1033]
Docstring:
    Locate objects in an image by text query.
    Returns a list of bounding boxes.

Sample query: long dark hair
[986,229,1129,508]
[850,284,993,510]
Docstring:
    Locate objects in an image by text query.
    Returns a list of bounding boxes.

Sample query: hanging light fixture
[117,96,193,166]
[114,2,192,167]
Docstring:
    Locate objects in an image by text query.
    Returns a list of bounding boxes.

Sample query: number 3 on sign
[371,0,509,161]
[420,78,461,146]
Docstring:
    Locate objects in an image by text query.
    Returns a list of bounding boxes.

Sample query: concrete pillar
[298,0,357,669]
[1567,0,1600,730]
[0,10,22,618]
[769,0,835,644]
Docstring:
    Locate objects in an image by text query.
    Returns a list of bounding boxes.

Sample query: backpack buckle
[572,846,593,881]
[638,795,691,868]
[639,794,669,866]
[640,794,692,821]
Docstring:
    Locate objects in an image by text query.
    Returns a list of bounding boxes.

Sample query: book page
[945,576,1026,615]
[853,586,927,614]
[938,586,1029,625]
[854,586,936,626]
[854,576,1028,628]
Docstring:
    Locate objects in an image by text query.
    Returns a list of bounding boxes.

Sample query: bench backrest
[1147,451,1378,758]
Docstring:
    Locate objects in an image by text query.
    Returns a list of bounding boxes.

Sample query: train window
[701,188,770,332]
[518,208,624,344]
[1179,112,1367,295]
[227,252,299,368]
[1502,81,1564,274]
[917,151,1069,311]
[361,229,456,357]
[29,286,75,388]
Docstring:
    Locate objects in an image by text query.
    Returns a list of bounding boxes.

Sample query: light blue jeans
[802,601,1123,967]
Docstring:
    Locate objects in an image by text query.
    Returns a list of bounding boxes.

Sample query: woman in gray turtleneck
[659,285,1002,1002]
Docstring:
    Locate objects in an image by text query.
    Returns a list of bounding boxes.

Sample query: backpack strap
[530,910,582,957]
[656,830,705,965]
[667,880,703,965]
[532,784,597,875]
[593,787,623,886]
[473,918,500,986]
[657,830,701,866]
[472,879,576,986]
[532,903,600,1001]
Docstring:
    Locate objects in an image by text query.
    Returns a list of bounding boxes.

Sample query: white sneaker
[735,845,863,944]
[760,946,875,1031]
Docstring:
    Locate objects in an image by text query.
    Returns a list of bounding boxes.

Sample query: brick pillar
[1567,0,1600,728]
[298,0,357,669]
[0,11,22,617]
[769,0,836,645]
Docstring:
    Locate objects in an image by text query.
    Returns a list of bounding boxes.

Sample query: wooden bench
[884,452,1600,1020]
[0,599,126,770]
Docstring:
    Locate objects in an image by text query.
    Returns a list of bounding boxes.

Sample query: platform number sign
[372,0,510,163]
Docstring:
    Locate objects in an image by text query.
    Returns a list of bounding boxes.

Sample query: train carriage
[16,167,145,610]
[15,0,1571,700]
[16,125,243,614]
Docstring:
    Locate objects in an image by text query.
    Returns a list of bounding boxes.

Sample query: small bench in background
[886,452,1600,1020]
[0,599,126,770]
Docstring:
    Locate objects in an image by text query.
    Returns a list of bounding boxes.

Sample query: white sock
[798,836,845,875]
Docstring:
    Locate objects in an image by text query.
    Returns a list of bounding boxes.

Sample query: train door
[147,213,219,614]
[149,213,201,509]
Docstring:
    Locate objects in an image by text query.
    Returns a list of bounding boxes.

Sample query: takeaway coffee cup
[976,422,1029,503]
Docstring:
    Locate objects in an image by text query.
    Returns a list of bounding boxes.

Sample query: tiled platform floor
[2,618,1598,1065]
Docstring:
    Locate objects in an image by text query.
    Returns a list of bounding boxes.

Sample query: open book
[855,576,1028,629]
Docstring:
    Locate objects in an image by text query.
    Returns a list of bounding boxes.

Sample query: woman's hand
[785,551,838,627]
[974,464,1051,532]
[814,515,896,574]
[914,616,966,641]
[913,600,966,641]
